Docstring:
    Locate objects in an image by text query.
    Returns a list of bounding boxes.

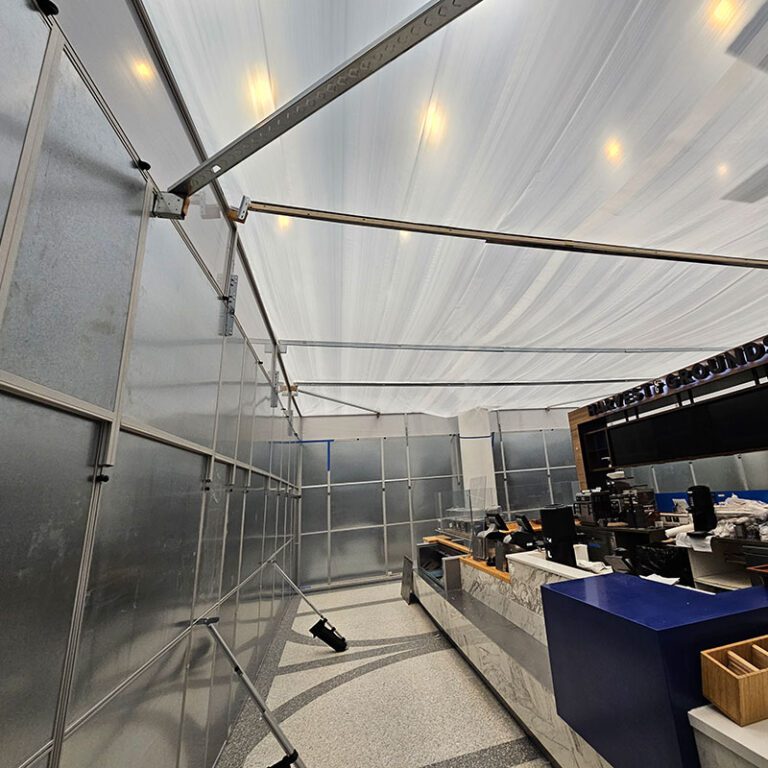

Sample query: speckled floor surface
[218,581,549,768]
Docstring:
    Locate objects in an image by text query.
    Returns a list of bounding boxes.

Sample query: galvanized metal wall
[299,426,462,587]
[0,7,300,768]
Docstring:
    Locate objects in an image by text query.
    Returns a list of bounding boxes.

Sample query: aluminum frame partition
[298,417,461,588]
[0,7,301,768]
[491,414,580,514]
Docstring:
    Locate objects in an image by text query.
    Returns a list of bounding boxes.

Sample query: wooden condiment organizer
[701,634,768,726]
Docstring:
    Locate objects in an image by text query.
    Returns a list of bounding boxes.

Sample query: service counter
[410,540,768,768]
[412,547,612,768]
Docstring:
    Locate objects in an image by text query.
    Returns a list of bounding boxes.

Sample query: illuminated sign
[587,335,768,417]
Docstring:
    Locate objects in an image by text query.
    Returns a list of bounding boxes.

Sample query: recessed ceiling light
[422,100,445,144]
[604,138,623,165]
[132,60,154,81]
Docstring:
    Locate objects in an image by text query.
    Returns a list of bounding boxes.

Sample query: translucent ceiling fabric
[145,0,768,416]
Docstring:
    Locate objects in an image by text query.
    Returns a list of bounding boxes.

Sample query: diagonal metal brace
[168,0,485,200]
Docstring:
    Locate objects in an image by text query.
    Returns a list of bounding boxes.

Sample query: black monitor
[515,514,535,534]
[484,511,507,530]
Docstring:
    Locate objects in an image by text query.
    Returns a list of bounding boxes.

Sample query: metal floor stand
[271,561,348,652]
[196,617,307,768]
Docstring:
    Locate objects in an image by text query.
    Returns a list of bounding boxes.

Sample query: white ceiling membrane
[145,0,768,416]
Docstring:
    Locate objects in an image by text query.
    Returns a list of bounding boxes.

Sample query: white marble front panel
[415,573,613,768]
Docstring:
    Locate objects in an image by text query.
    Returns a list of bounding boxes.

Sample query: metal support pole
[272,561,325,622]
[245,200,768,270]
[278,338,723,355]
[198,618,306,768]
[295,378,647,387]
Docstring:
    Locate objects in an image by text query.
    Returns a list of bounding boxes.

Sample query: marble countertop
[506,550,605,580]
[689,705,768,768]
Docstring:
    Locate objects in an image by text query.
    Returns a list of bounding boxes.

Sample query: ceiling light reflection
[422,101,445,144]
[132,60,154,82]
[604,138,623,165]
[710,0,739,27]
[717,162,730,177]
[399,230,411,242]
[277,215,291,231]
[247,70,276,119]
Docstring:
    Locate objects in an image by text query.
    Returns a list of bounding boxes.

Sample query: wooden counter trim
[423,535,471,554]
[460,555,511,583]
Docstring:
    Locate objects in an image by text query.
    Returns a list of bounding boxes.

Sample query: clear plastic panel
[0,53,144,408]
[386,523,413,571]
[503,431,547,470]
[60,642,186,768]
[506,469,552,512]
[653,461,694,494]
[195,461,228,611]
[301,486,328,534]
[330,438,381,483]
[383,436,408,480]
[300,533,329,587]
[124,220,221,446]
[410,476,456,521]
[545,429,576,467]
[330,482,383,529]
[0,4,48,233]
[0,394,99,768]
[331,527,386,581]
[384,480,410,524]
[69,433,205,721]
[691,455,748,491]
[408,435,454,478]
[215,328,245,460]
[302,441,329,486]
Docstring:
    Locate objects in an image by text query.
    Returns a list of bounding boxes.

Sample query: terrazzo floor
[218,581,550,768]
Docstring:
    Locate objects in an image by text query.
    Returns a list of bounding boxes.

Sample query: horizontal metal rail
[169,0,484,198]
[279,339,722,355]
[246,200,768,270]
[295,378,648,387]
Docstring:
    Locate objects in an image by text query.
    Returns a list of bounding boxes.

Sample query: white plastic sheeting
[144,0,768,415]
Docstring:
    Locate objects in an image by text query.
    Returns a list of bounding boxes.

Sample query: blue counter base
[542,574,768,768]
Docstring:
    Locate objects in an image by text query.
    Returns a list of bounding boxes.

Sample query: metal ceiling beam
[168,0,485,199]
[294,388,381,416]
[246,201,768,270]
[296,378,647,387]
[280,339,722,355]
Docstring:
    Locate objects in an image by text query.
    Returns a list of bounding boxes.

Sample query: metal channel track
[168,0,485,198]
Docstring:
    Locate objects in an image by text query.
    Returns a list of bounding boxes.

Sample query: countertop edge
[689,705,768,768]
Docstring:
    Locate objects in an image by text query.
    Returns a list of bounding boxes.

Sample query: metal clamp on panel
[222,274,238,336]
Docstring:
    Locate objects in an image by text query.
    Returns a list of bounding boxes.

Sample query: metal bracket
[228,195,251,224]
[222,274,238,337]
[152,191,188,220]
[270,345,279,408]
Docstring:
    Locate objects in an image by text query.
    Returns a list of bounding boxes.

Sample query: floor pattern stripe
[218,582,549,768]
